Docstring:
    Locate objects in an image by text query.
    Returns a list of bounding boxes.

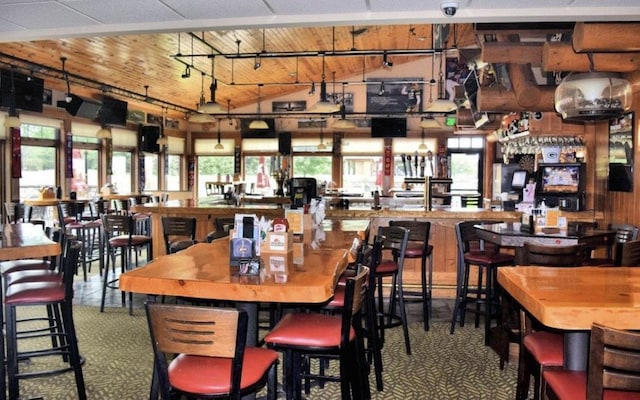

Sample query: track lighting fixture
[197,56,226,114]
[190,72,216,123]
[253,55,261,70]
[382,52,393,68]
[378,82,385,96]
[181,65,191,79]
[333,83,356,130]
[308,56,340,113]
[309,82,316,96]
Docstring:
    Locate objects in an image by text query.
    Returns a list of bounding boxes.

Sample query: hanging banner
[65,132,73,178]
[11,127,21,179]
[138,154,145,193]
[106,138,113,176]
[234,145,241,175]
[187,156,195,192]
[383,144,392,176]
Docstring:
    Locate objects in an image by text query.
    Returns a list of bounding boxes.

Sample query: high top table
[498,266,640,371]
[119,220,368,345]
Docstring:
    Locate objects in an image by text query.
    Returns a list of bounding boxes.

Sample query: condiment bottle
[273,218,289,232]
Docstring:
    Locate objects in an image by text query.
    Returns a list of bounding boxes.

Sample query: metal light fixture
[197,56,226,114]
[420,116,441,129]
[378,82,385,96]
[249,84,269,130]
[425,46,457,113]
[190,72,217,123]
[554,54,631,121]
[4,67,20,128]
[332,83,356,130]
[214,118,224,149]
[181,65,191,79]
[382,52,393,68]
[253,55,261,70]
[317,125,327,150]
[308,55,340,113]
[96,126,111,139]
[418,128,428,151]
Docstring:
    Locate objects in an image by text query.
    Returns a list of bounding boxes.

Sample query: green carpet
[14,305,517,399]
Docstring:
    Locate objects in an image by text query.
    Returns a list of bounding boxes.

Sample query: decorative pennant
[65,132,73,178]
[11,128,21,179]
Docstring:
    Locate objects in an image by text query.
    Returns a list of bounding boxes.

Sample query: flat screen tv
[139,125,160,153]
[370,117,406,138]
[240,118,276,138]
[536,163,584,195]
[608,163,633,192]
[100,96,128,126]
[0,69,44,113]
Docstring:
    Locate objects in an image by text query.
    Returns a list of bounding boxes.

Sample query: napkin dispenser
[230,216,258,268]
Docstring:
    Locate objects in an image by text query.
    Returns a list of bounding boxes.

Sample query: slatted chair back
[587,323,640,400]
[4,202,32,224]
[615,239,640,266]
[521,242,585,267]
[161,217,197,254]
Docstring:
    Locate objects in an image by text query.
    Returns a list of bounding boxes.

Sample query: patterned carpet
[14,305,518,400]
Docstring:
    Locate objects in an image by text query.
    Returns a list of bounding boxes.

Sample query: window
[447,136,485,194]
[342,138,384,192]
[292,155,332,187]
[392,138,438,188]
[165,137,186,191]
[71,149,99,198]
[143,154,159,191]
[112,150,132,194]
[19,122,59,200]
[195,137,237,198]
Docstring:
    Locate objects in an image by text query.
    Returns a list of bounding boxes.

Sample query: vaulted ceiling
[0,0,638,119]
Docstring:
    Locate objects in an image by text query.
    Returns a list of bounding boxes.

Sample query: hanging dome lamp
[554,53,632,122]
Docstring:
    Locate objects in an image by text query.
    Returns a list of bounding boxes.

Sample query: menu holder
[545,208,560,227]
[261,231,293,254]
[285,209,304,234]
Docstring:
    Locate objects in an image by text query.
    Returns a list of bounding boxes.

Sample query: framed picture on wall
[608,112,634,192]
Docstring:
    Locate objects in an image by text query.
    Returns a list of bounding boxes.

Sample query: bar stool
[4,240,86,400]
[101,213,152,315]
[388,220,432,331]
[57,203,101,281]
[376,225,411,355]
[450,220,515,345]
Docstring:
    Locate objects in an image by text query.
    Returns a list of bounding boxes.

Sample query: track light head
[309,82,316,96]
[181,65,191,79]
[378,82,385,96]
[253,55,261,70]
[382,53,393,68]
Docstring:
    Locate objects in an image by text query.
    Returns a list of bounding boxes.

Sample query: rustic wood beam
[507,63,543,109]
[542,42,640,73]
[477,86,556,112]
[573,22,640,53]
[481,42,543,65]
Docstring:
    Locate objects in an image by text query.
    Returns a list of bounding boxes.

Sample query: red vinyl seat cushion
[404,244,434,258]
[4,269,61,287]
[264,312,355,348]
[377,259,398,274]
[464,250,514,265]
[109,235,151,247]
[5,281,64,305]
[524,331,564,366]
[168,347,278,395]
[1,259,51,275]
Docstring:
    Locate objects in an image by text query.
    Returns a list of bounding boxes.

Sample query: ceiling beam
[481,42,543,65]
[542,42,640,73]
[477,86,555,112]
[573,22,640,53]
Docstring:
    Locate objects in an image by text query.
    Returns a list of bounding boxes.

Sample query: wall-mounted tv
[0,68,44,113]
[536,163,584,195]
[139,125,160,153]
[100,96,128,126]
[608,163,633,192]
[240,118,277,138]
[370,117,407,138]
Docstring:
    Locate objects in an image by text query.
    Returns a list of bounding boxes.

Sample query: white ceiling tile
[0,2,97,29]
[63,0,182,24]
[162,0,273,20]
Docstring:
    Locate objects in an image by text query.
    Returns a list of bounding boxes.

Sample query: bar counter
[132,199,601,298]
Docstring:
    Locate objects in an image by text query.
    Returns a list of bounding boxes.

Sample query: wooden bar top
[0,223,60,261]
[120,225,363,304]
[498,266,640,331]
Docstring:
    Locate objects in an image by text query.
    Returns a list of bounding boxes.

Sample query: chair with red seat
[544,322,640,400]
[515,242,585,400]
[145,302,279,400]
[101,213,152,314]
[264,266,370,400]
[388,220,432,331]
[161,216,197,254]
[4,240,86,400]
[450,220,515,345]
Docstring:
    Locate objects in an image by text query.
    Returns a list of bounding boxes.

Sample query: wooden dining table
[119,220,368,345]
[0,222,60,261]
[498,266,640,371]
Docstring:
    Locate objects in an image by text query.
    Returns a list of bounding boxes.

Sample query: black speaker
[62,94,101,119]
[278,132,291,155]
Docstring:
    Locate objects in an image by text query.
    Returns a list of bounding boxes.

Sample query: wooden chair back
[521,242,585,267]
[587,323,640,400]
[145,303,248,399]
[615,239,640,266]
[389,220,431,250]
[455,220,504,256]
[161,216,196,254]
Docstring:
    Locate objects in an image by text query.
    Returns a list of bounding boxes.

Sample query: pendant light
[332,82,356,130]
[418,128,428,151]
[197,56,226,115]
[249,84,269,130]
[96,126,111,139]
[214,118,224,149]
[309,55,340,113]
[190,72,216,123]
[4,66,20,128]
[317,124,327,150]
[425,48,457,113]
[420,116,441,129]
[554,53,631,121]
